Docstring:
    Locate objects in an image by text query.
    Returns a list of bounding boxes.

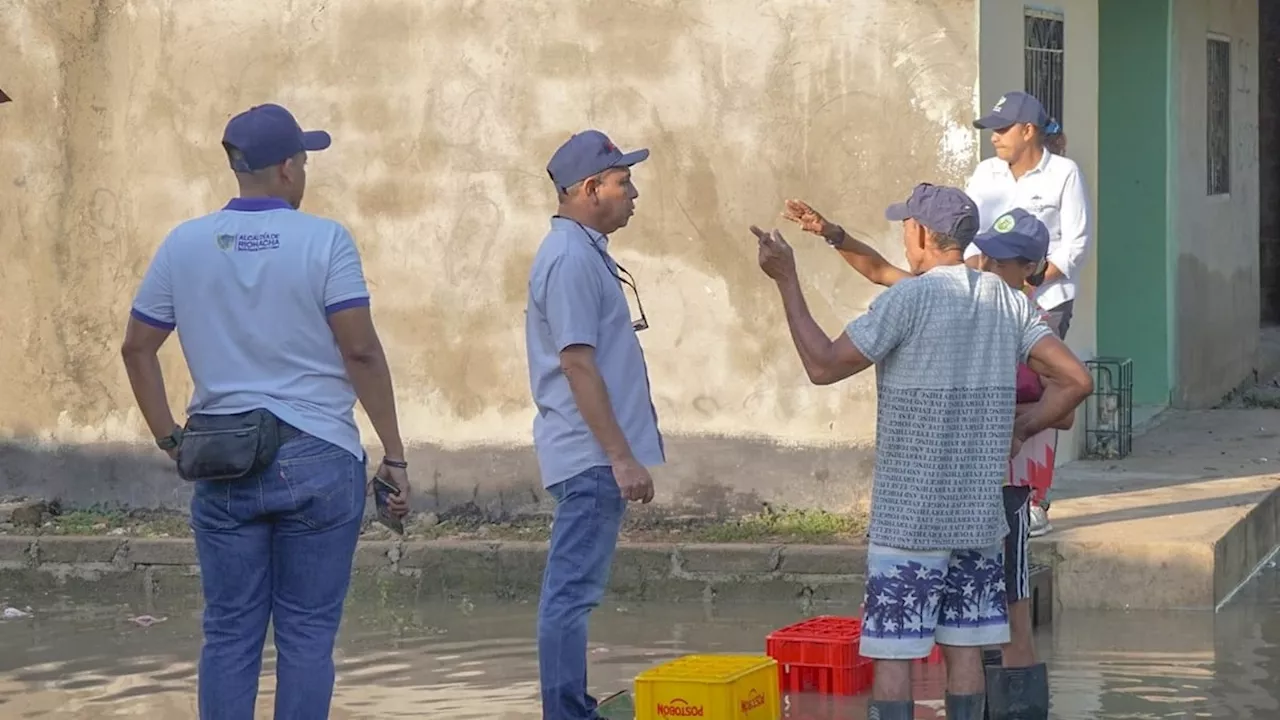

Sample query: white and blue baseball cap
[974,91,1050,131]
[973,208,1050,262]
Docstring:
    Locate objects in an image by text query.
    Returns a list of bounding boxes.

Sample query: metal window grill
[1024,10,1065,123]
[1207,37,1232,195]
[1082,357,1133,460]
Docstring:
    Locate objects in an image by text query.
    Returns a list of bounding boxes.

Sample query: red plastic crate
[766,615,943,699]
[767,616,872,696]
[766,616,863,669]
[779,657,875,695]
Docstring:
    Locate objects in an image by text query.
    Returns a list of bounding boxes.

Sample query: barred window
[1024,10,1065,123]
[1207,35,1232,195]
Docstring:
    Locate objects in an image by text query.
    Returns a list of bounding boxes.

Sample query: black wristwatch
[823,226,847,249]
[156,427,183,452]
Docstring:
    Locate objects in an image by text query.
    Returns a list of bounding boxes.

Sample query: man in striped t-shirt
[779,198,1085,719]
[757,185,1092,719]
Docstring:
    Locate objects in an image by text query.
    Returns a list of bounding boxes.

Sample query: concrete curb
[0,537,868,609]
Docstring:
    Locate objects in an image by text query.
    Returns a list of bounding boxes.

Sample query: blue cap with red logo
[546,130,649,192]
[973,208,1050,262]
[221,104,331,172]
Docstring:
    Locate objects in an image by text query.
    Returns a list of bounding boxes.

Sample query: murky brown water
[1,565,1279,719]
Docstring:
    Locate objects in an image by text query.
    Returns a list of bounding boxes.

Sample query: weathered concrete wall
[0,0,978,514]
[1171,0,1261,408]
[976,0,1099,461]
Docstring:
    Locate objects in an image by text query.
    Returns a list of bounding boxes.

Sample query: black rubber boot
[985,663,1050,719]
[981,650,1003,720]
[945,693,987,719]
[867,700,915,720]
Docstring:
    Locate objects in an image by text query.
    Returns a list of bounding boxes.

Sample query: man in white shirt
[965,91,1091,539]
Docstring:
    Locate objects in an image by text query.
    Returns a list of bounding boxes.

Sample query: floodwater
[2,566,1280,719]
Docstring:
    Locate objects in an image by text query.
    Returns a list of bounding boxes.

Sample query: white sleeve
[1046,167,1091,280]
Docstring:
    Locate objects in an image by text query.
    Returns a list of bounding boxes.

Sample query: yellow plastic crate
[634,654,781,719]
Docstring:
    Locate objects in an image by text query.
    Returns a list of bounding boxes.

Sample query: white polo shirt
[130,196,371,459]
[963,150,1091,311]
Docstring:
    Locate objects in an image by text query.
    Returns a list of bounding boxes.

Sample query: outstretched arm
[773,274,874,385]
[783,199,911,287]
[755,226,912,386]
[827,226,914,287]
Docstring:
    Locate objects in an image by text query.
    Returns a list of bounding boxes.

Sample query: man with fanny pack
[120,103,410,720]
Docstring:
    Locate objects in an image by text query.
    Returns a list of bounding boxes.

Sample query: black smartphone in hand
[373,475,405,535]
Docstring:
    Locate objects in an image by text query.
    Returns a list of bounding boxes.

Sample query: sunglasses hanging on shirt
[562,218,650,332]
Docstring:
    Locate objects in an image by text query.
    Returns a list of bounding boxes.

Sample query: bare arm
[1016,401,1074,430]
[782,200,910,286]
[120,319,179,442]
[328,307,405,460]
[559,346,634,462]
[1017,335,1093,439]
[828,226,913,287]
[775,276,874,385]
[124,241,180,447]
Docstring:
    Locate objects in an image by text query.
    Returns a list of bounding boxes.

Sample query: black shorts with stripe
[1003,485,1032,602]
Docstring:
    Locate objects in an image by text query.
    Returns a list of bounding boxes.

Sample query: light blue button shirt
[524,217,665,488]
[130,196,370,459]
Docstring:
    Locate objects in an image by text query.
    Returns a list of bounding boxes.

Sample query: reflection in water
[1,567,1279,718]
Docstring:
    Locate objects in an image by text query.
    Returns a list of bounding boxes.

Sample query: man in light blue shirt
[121,103,410,720]
[526,130,664,719]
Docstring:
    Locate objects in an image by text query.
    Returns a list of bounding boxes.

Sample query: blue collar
[223,197,294,212]
[551,215,608,251]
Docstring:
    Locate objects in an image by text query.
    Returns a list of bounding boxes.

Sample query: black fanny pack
[176,409,292,482]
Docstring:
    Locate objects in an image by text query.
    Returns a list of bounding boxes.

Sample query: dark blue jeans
[537,465,628,720]
[190,433,366,720]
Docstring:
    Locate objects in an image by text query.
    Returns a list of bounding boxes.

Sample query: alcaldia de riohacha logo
[655,698,704,717]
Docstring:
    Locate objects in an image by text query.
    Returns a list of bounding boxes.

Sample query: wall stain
[0,0,977,487]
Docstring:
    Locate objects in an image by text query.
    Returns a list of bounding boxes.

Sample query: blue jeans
[190,433,367,720]
[537,465,627,720]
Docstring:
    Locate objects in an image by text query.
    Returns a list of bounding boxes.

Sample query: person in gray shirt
[525,130,664,719]
[752,184,1092,720]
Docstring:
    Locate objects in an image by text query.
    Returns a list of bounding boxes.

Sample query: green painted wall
[1096,0,1173,406]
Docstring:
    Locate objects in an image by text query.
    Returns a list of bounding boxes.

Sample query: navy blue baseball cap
[221,104,331,172]
[974,91,1049,130]
[546,130,649,192]
[884,183,980,245]
[973,208,1050,262]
